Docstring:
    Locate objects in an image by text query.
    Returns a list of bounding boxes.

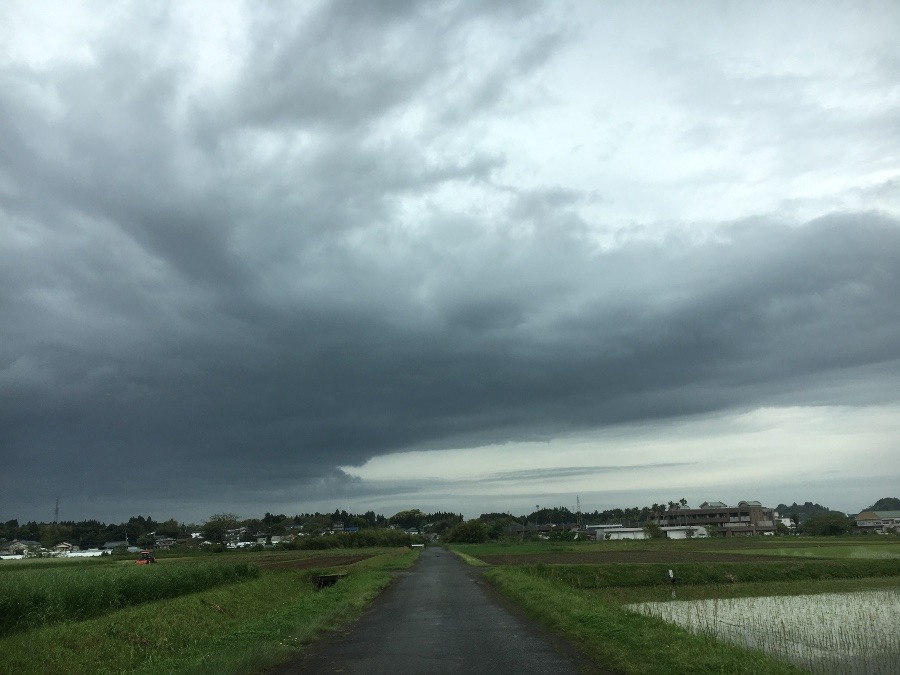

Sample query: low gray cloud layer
[2,1,899,522]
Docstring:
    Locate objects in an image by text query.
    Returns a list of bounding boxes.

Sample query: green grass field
[0,547,417,675]
[5,537,897,673]
[0,560,260,636]
[451,536,900,674]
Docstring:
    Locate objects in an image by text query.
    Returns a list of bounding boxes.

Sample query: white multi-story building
[654,500,776,537]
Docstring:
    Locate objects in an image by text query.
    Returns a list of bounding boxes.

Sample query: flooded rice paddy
[627,589,900,674]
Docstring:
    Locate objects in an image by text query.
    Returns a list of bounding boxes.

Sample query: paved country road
[269,547,603,674]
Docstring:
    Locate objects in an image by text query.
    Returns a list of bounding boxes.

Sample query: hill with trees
[862,497,900,511]
[774,501,834,524]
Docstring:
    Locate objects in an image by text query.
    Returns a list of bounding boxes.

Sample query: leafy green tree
[201,513,240,544]
[390,509,426,529]
[429,514,464,535]
[137,533,156,548]
[0,519,19,540]
[347,515,371,530]
[241,519,264,541]
[155,518,182,538]
[444,520,489,543]
[643,522,665,539]
[78,529,101,549]
[262,512,286,526]
[776,502,832,524]
[799,512,853,536]
[23,521,41,540]
[529,506,575,524]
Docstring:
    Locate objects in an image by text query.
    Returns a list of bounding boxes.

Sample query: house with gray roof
[854,510,900,533]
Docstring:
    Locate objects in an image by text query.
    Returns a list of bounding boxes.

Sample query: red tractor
[135,550,156,564]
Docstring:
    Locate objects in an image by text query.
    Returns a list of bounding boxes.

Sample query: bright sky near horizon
[1,1,899,524]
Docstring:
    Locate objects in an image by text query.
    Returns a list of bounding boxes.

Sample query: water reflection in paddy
[627,589,900,674]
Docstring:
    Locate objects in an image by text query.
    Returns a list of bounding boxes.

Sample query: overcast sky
[2,1,899,525]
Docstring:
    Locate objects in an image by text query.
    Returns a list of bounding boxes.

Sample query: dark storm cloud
[1,1,899,521]
[4,207,898,516]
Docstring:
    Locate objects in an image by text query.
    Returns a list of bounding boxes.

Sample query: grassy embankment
[450,538,900,674]
[0,547,417,674]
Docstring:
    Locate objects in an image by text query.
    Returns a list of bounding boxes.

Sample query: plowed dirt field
[256,554,374,571]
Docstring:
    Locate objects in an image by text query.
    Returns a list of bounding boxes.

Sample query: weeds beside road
[0,547,417,675]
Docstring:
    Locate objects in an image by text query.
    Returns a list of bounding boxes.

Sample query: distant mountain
[775,501,833,523]
[862,497,900,512]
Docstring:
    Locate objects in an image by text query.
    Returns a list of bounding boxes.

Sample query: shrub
[444,521,489,543]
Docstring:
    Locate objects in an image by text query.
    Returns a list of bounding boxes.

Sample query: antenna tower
[576,495,582,529]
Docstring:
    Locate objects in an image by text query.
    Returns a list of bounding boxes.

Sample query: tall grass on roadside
[0,561,259,636]
[0,548,417,675]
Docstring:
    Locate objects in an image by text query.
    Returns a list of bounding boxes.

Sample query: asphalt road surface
[275,547,596,674]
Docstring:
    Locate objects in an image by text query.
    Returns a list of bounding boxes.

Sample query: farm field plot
[0,559,260,636]
[725,542,900,559]
[0,547,416,675]
[472,538,900,566]
[628,589,900,674]
[253,553,374,570]
[452,538,900,674]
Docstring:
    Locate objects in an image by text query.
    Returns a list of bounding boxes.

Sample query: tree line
[6,496,895,549]
[0,509,466,550]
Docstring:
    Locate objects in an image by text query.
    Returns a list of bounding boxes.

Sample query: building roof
[856,510,900,520]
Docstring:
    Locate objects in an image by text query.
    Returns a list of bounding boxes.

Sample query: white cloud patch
[341,404,900,517]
